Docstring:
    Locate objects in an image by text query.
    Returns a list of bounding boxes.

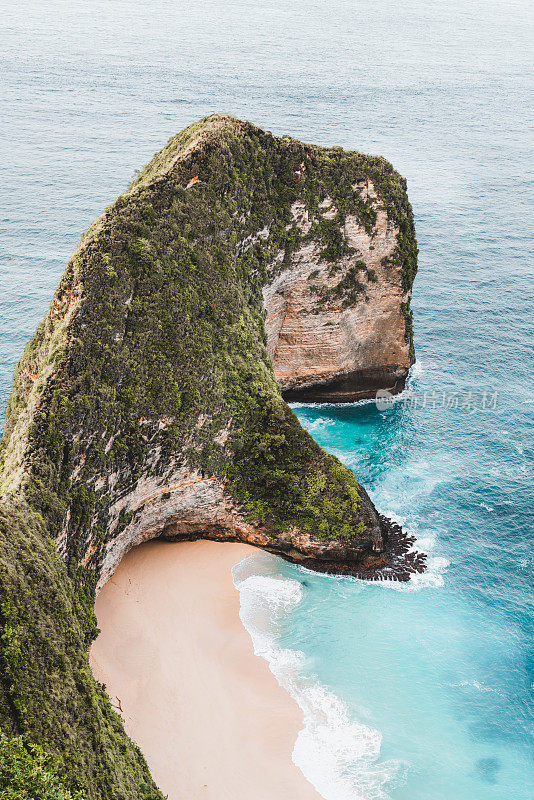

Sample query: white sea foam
[231,463,448,798]
[289,398,378,410]
[408,359,424,380]
[232,556,402,800]
[370,555,450,592]
[450,679,500,694]
[301,416,337,433]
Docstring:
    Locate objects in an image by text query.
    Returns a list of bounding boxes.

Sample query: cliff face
[264,182,414,402]
[0,115,418,799]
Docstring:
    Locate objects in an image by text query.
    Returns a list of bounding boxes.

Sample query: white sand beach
[90,539,321,800]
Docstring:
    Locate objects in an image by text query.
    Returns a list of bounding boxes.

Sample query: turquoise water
[1,0,532,797]
[233,363,533,797]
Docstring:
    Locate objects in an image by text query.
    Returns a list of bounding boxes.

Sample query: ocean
[1,0,532,797]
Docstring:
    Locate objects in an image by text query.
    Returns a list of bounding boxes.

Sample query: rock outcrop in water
[0,115,420,799]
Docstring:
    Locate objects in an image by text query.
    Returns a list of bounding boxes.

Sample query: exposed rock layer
[264,184,414,402]
[93,465,386,594]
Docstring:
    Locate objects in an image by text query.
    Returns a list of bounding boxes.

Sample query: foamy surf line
[288,362,425,412]
[232,555,402,800]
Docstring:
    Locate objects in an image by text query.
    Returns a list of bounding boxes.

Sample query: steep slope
[0,115,421,799]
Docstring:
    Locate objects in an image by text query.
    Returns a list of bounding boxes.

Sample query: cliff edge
[0,115,421,799]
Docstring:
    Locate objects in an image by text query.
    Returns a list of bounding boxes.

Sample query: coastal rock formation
[264,183,415,402]
[0,115,419,799]
[93,465,384,593]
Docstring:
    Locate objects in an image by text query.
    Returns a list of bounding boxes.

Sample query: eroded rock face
[264,182,413,402]
[92,463,383,593]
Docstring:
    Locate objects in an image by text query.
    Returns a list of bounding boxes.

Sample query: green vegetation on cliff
[0,503,162,799]
[0,115,417,798]
[0,730,85,799]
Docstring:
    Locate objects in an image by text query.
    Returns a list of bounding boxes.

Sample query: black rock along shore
[299,515,427,582]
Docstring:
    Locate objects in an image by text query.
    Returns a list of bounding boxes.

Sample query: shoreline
[90,540,322,800]
[297,515,427,582]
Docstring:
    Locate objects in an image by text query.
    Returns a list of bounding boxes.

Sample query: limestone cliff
[0,115,420,799]
[264,182,415,402]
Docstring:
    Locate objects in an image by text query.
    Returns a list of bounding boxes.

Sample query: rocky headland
[0,115,422,799]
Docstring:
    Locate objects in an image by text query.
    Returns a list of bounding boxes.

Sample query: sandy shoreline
[90,540,321,800]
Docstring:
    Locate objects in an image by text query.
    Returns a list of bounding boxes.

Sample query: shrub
[0,731,85,800]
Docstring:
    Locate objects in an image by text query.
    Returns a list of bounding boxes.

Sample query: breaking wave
[232,555,404,800]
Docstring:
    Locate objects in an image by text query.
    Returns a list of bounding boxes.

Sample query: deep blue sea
[1,1,532,797]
